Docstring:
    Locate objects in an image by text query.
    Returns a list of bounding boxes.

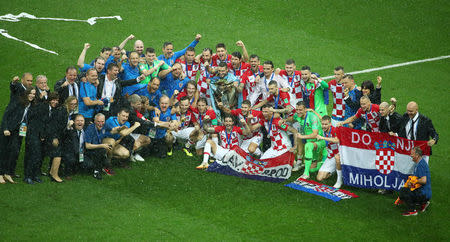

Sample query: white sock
[336,170,342,183]
[185,139,193,149]
[202,142,211,164]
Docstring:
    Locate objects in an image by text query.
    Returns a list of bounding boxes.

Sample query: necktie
[408,119,416,140]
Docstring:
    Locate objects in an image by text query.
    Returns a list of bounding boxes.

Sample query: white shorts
[213,145,230,161]
[195,134,208,150]
[171,127,195,143]
[319,157,337,173]
[241,135,262,152]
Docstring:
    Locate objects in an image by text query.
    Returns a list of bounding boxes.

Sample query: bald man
[379,99,402,135]
[399,102,439,149]
[119,34,145,57]
[337,95,381,132]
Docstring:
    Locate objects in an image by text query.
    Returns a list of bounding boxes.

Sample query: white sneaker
[300,174,310,179]
[292,161,301,172]
[133,153,145,162]
[129,155,136,162]
[333,181,342,189]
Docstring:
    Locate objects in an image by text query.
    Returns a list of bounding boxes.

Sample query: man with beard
[159,62,190,98]
[327,66,346,127]
[158,34,202,66]
[196,114,250,169]
[208,62,240,116]
[227,51,250,80]
[254,60,291,104]
[197,48,213,103]
[337,95,381,132]
[179,47,200,81]
[238,54,263,105]
[172,80,198,108]
[252,80,294,116]
[211,41,249,67]
[76,43,107,75]
[301,65,329,117]
[278,59,305,106]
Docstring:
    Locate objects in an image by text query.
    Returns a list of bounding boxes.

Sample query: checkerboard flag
[337,127,430,191]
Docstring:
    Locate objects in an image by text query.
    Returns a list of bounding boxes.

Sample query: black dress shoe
[23,178,35,185]
[93,170,102,180]
[33,177,43,183]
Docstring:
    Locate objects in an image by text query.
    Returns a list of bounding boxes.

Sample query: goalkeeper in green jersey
[285,101,327,179]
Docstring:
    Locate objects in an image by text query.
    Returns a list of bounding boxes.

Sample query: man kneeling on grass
[196,114,250,169]
[103,108,150,168]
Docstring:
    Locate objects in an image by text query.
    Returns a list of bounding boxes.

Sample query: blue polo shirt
[78,82,98,118]
[151,107,176,139]
[157,39,199,66]
[141,89,162,106]
[120,62,140,95]
[105,116,131,140]
[159,73,189,98]
[414,158,432,199]
[104,56,119,70]
[84,123,106,145]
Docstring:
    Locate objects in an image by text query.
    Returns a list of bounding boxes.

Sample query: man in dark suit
[35,75,50,103]
[96,63,144,118]
[398,101,439,152]
[7,73,33,109]
[61,114,85,179]
[379,101,402,134]
[54,66,80,105]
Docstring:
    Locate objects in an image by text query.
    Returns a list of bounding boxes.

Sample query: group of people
[0,34,438,216]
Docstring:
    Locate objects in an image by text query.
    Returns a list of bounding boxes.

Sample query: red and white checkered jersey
[266,89,292,109]
[214,126,243,149]
[227,62,250,80]
[198,57,212,98]
[259,116,290,151]
[211,54,232,67]
[328,79,345,119]
[230,109,262,139]
[279,70,304,102]
[176,106,197,130]
[240,66,263,100]
[191,108,217,127]
[324,126,339,159]
[355,104,381,132]
[179,60,200,81]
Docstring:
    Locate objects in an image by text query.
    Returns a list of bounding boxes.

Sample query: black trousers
[62,152,80,176]
[0,130,23,175]
[398,187,428,211]
[82,149,107,172]
[24,133,43,178]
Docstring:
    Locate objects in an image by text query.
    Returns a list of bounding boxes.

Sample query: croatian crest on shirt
[374,140,396,175]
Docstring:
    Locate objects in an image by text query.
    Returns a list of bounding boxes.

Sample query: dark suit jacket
[96,75,139,116]
[4,82,27,116]
[398,113,439,143]
[380,112,402,133]
[54,77,81,104]
[62,129,84,159]
[0,100,28,132]
[48,107,71,140]
[34,87,49,104]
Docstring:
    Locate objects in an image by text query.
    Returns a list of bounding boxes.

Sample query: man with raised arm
[327,66,346,127]
[158,34,202,66]
[301,65,329,117]
[337,95,381,132]
[77,43,107,75]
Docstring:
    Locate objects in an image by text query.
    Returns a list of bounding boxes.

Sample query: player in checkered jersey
[196,114,251,169]
[327,66,346,127]
[251,104,298,160]
[252,81,294,117]
[316,115,343,188]
[189,98,219,155]
[217,100,263,157]
[171,81,199,109]
[178,47,200,82]
[237,54,264,105]
[210,41,249,68]
[170,96,198,157]
[227,51,250,80]
[278,59,306,106]
[196,48,213,105]
[337,96,381,132]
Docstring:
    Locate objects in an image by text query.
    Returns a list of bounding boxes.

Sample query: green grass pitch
[0,0,449,240]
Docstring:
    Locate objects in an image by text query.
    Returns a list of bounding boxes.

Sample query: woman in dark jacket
[361,76,382,104]
[0,87,36,184]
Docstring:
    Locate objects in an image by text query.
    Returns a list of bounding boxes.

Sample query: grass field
[0,0,449,240]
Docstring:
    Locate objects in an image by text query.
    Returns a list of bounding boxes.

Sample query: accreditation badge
[19,122,27,137]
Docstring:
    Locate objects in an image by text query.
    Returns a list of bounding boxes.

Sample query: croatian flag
[207,146,294,183]
[338,127,430,190]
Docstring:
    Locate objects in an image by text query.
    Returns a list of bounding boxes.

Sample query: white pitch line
[0,12,122,25]
[0,29,58,55]
[321,55,450,80]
